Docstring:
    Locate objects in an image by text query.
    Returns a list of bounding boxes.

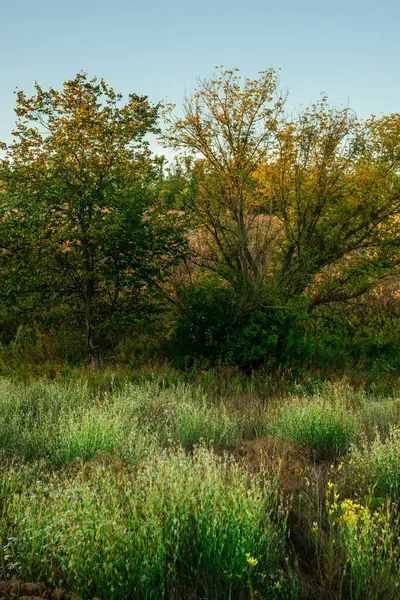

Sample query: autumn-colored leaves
[1,68,400,366]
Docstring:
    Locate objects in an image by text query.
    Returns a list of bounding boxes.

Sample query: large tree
[255,100,400,306]
[163,68,285,297]
[0,73,187,367]
[164,69,400,311]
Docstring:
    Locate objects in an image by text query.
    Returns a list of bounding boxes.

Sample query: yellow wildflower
[245,553,258,568]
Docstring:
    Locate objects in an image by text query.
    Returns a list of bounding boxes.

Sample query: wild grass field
[1,21,400,600]
[1,373,400,599]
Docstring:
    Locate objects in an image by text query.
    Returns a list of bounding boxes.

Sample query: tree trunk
[87,322,102,370]
[84,277,102,370]
[236,193,257,289]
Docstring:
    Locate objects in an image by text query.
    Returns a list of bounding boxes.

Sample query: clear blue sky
[1,0,399,151]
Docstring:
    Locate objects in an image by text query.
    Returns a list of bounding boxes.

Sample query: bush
[347,427,400,499]
[270,395,357,460]
[8,448,297,599]
[172,278,236,364]
[305,308,400,380]
[228,300,312,370]
[172,278,311,370]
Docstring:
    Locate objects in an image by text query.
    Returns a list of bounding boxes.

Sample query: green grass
[2,375,400,598]
[268,393,357,460]
[4,449,296,599]
[345,426,400,500]
[0,378,269,465]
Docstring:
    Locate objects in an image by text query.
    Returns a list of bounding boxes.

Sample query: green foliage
[172,278,235,363]
[270,395,357,460]
[165,70,400,312]
[1,69,400,374]
[172,278,312,370]
[0,323,82,370]
[347,427,400,500]
[312,484,400,599]
[0,73,188,365]
[308,307,400,373]
[228,298,312,369]
[7,449,296,600]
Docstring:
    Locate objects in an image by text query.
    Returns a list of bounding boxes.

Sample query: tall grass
[0,378,269,466]
[3,375,400,598]
[345,427,400,500]
[269,394,357,460]
[6,448,297,599]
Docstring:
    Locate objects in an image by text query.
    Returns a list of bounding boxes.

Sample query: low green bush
[270,396,357,460]
[171,278,312,370]
[7,448,297,599]
[347,427,400,499]
[313,484,400,599]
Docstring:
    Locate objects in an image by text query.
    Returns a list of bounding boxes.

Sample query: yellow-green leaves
[163,69,400,308]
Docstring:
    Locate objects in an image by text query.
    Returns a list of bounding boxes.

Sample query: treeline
[1,69,400,374]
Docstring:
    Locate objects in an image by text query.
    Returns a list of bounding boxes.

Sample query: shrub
[313,483,400,599]
[172,278,236,364]
[347,427,400,499]
[172,278,311,370]
[270,396,357,460]
[8,448,297,599]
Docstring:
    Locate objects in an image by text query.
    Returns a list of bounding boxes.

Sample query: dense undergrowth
[1,374,400,598]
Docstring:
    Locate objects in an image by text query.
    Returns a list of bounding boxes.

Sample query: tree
[0,73,188,368]
[164,69,400,311]
[255,100,400,306]
[163,68,285,297]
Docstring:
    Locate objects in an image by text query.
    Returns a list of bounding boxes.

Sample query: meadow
[1,372,400,599]
[2,31,400,600]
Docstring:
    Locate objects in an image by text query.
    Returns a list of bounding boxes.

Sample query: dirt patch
[0,581,84,600]
[84,451,125,472]
[233,435,324,494]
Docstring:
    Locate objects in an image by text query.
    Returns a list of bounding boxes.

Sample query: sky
[1,0,399,155]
